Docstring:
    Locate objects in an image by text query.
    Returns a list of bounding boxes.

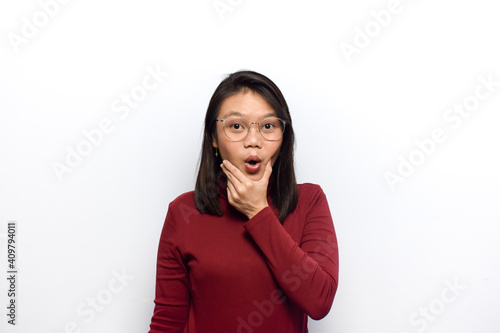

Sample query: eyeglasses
[216,116,286,141]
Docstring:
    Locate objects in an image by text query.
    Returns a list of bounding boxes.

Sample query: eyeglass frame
[216,116,286,142]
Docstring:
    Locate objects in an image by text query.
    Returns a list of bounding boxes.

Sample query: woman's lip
[245,162,261,173]
[245,155,261,163]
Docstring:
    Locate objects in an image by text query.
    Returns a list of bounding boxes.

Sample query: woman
[149,70,339,332]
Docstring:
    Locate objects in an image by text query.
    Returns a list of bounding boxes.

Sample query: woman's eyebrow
[221,111,277,118]
[263,112,276,118]
[222,111,244,118]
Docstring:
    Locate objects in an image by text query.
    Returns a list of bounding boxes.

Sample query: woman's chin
[246,175,259,181]
[246,171,265,181]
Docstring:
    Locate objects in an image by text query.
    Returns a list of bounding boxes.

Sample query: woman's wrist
[247,204,269,220]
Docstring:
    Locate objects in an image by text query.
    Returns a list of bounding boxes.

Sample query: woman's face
[213,90,283,181]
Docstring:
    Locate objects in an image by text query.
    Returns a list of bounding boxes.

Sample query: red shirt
[149,182,339,333]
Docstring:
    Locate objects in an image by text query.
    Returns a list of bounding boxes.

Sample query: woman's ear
[212,136,218,149]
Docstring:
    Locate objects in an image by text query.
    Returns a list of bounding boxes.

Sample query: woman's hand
[220,159,272,220]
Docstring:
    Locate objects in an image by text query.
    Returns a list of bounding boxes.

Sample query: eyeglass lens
[223,117,284,141]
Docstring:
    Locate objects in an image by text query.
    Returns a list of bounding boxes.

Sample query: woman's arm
[149,205,190,333]
[243,185,339,319]
[220,160,339,319]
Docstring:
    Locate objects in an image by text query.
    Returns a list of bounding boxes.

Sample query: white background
[1,0,499,332]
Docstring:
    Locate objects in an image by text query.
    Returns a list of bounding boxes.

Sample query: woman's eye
[262,122,277,131]
[228,121,245,131]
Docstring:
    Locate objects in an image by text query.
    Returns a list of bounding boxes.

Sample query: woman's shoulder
[162,191,200,227]
[169,190,196,208]
[296,183,329,207]
[297,182,325,196]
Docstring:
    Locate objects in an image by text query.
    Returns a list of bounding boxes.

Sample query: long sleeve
[243,184,339,320]
[149,203,190,333]
[149,184,338,332]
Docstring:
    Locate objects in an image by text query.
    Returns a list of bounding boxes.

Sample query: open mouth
[244,156,262,173]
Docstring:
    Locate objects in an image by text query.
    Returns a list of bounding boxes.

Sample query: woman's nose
[244,123,262,147]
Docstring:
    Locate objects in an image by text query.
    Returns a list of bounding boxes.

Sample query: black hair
[194,70,298,222]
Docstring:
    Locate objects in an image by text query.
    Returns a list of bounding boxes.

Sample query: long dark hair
[194,70,298,222]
